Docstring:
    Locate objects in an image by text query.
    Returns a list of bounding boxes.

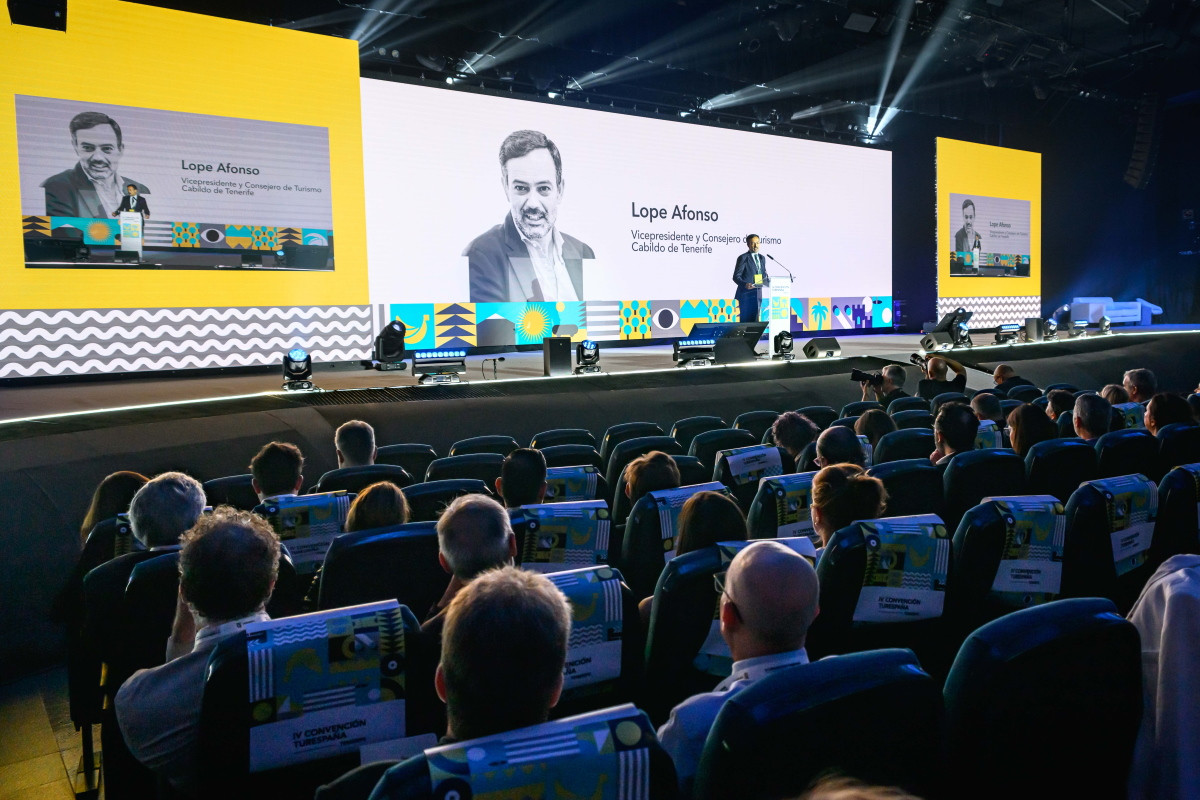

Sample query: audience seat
[199,601,437,798]
[447,434,519,457]
[1007,385,1043,403]
[622,482,729,599]
[1111,405,1128,431]
[887,396,930,414]
[1025,438,1098,503]
[257,491,354,577]
[693,648,943,800]
[1157,422,1200,476]
[673,455,711,487]
[972,387,1005,398]
[829,415,859,429]
[1032,395,1049,409]
[202,474,260,511]
[1112,401,1146,431]
[544,464,609,504]
[892,409,935,430]
[688,428,757,474]
[1095,428,1159,481]
[732,410,780,443]
[1044,382,1079,394]
[943,598,1142,800]
[354,704,676,800]
[999,398,1023,418]
[873,428,935,465]
[375,444,438,483]
[746,472,817,540]
[840,400,882,418]
[942,449,1026,531]
[604,435,683,494]
[598,421,664,467]
[931,391,970,413]
[807,516,956,678]
[1153,465,1200,564]
[1056,410,1076,438]
[401,479,490,523]
[424,453,504,485]
[867,459,945,518]
[712,445,793,511]
[798,440,819,471]
[974,420,1006,449]
[949,495,1066,632]
[797,405,838,430]
[529,428,595,449]
[316,521,447,615]
[510,501,611,573]
[312,464,414,495]
[669,416,727,452]
[1063,474,1160,613]
[539,443,604,470]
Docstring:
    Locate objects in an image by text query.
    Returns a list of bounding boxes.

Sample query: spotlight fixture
[1096,315,1112,335]
[574,340,601,374]
[673,336,716,367]
[993,323,1021,344]
[282,348,314,391]
[952,318,974,348]
[412,349,467,385]
[773,330,795,360]
[1044,317,1059,340]
[1069,320,1089,338]
[367,320,408,371]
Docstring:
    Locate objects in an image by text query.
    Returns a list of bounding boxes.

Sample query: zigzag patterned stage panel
[938,295,1041,329]
[0,306,373,378]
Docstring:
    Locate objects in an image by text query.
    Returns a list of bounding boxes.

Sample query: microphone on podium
[764,253,795,280]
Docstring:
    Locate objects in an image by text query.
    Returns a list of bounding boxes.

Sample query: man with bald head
[991,363,1035,395]
[657,540,820,793]
[916,353,967,400]
[815,425,867,468]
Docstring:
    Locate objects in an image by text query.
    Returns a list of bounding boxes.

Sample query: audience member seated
[369,567,571,796]
[1102,383,1130,405]
[1144,392,1194,436]
[992,363,1035,395]
[798,776,923,800]
[335,420,377,469]
[861,364,910,405]
[1073,393,1112,442]
[637,490,747,624]
[771,411,821,462]
[970,392,1007,429]
[116,508,280,796]
[657,540,819,794]
[811,465,887,561]
[1046,389,1075,422]
[1189,393,1200,424]
[79,470,148,546]
[1008,403,1059,458]
[422,494,517,640]
[854,409,897,450]
[932,402,979,467]
[1124,368,1157,405]
[816,426,867,468]
[494,447,547,508]
[126,472,207,552]
[916,354,967,401]
[625,450,682,506]
[250,441,305,502]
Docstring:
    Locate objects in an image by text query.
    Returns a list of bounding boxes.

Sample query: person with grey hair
[128,471,207,549]
[1123,368,1157,405]
[334,419,377,468]
[815,425,867,468]
[117,508,280,795]
[658,541,820,793]
[1073,393,1112,442]
[464,129,594,303]
[422,494,517,639]
[862,364,910,406]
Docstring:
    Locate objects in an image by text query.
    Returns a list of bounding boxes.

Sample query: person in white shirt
[657,540,820,794]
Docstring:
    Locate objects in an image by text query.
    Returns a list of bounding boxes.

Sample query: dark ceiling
[134,0,1200,139]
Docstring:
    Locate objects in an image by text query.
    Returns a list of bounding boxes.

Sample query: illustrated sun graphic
[519,307,550,338]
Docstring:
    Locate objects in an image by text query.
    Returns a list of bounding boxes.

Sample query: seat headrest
[515,501,610,573]
[544,465,602,502]
[716,444,783,485]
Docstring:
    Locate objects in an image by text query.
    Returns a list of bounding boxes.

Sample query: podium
[766,273,792,347]
[118,211,144,259]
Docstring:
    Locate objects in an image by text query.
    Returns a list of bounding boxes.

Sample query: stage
[2,323,1197,679]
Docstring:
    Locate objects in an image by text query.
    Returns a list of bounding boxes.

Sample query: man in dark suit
[465,130,593,303]
[114,184,150,219]
[42,111,148,218]
[732,234,770,322]
[953,198,981,252]
[992,363,1035,395]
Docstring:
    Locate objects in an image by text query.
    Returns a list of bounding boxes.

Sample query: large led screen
[363,79,893,346]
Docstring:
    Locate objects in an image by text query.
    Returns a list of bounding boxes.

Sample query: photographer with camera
[911,352,968,400]
[855,364,910,406]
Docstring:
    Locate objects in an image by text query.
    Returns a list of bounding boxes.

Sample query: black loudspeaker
[1123,93,1161,190]
[803,337,841,359]
[920,332,955,351]
[7,0,66,30]
[1025,317,1045,343]
[114,250,141,263]
[542,337,572,377]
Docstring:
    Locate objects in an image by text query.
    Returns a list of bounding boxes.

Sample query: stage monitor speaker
[281,243,331,269]
[803,337,841,359]
[1025,317,1045,342]
[7,0,66,30]
[543,336,572,377]
[920,332,955,351]
[114,250,141,263]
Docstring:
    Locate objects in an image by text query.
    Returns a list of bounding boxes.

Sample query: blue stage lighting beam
[868,0,916,134]
[701,46,887,112]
